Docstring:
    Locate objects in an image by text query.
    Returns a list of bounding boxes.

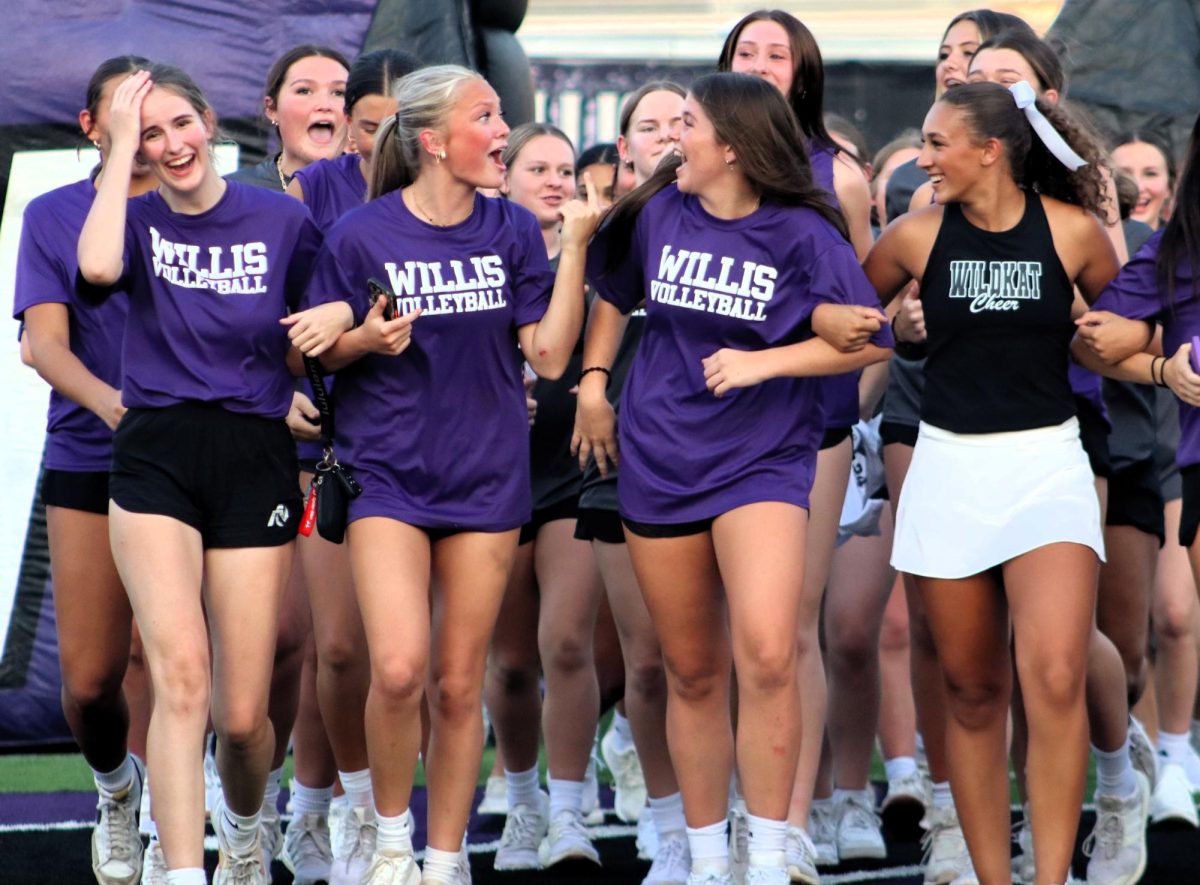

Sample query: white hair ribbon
[1009,80,1087,171]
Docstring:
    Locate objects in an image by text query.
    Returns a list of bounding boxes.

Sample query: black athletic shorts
[110,403,302,549]
[1076,397,1114,480]
[879,421,919,448]
[1106,457,1166,545]
[1178,464,1200,548]
[519,496,579,546]
[42,469,109,515]
[574,507,625,544]
[622,515,714,539]
[820,425,853,450]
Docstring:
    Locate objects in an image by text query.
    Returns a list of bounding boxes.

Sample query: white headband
[1009,80,1087,171]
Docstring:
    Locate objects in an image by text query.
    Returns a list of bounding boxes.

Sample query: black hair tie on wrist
[579,366,612,387]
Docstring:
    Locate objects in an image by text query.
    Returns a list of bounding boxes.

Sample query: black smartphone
[368,277,397,321]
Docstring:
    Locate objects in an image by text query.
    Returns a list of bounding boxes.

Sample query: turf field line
[0,819,94,833]
[820,867,925,883]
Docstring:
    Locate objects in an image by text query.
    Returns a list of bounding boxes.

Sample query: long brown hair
[599,72,846,278]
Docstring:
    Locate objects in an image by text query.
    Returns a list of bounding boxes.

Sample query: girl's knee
[371,656,426,708]
[428,670,483,723]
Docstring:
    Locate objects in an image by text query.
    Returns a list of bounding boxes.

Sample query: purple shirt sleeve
[510,206,555,327]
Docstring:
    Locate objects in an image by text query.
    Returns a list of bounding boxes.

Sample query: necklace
[274,153,293,191]
[408,188,472,227]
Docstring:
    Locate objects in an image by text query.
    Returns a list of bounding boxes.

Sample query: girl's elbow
[78,259,120,288]
[529,351,569,381]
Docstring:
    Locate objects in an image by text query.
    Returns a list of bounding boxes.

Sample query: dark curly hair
[940,81,1109,218]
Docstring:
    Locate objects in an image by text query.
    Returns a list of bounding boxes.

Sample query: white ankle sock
[93,754,136,796]
[548,778,584,818]
[375,809,413,856]
[649,792,686,838]
[884,755,918,782]
[290,779,334,817]
[422,846,460,883]
[505,766,541,809]
[610,711,635,752]
[687,819,729,874]
[262,767,282,815]
[220,804,261,853]
[339,768,373,810]
[1092,741,1137,798]
[166,870,207,885]
[746,813,787,867]
[930,782,953,812]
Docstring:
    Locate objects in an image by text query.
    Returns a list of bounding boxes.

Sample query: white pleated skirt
[891,418,1105,579]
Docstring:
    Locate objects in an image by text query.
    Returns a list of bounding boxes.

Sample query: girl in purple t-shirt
[13,54,155,885]
[577,72,891,885]
[717,12,885,861]
[305,65,600,885]
[76,63,348,885]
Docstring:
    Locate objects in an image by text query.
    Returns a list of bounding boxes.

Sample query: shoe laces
[289,813,333,862]
[649,834,689,879]
[810,805,837,844]
[337,809,376,863]
[839,793,881,832]
[365,852,413,884]
[220,849,265,885]
[921,810,965,865]
[549,809,589,842]
[95,790,139,864]
[729,811,748,866]
[500,801,545,847]
[1081,805,1123,861]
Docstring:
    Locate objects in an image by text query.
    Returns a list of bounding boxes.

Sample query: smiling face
[968,47,1056,104]
[503,134,576,227]
[936,19,982,97]
[268,55,348,170]
[618,89,684,185]
[138,86,216,195]
[917,101,988,203]
[348,93,398,168]
[728,18,795,99]
[676,93,732,197]
[437,79,511,190]
[1112,140,1172,229]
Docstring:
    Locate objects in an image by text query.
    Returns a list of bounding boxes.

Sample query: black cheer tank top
[920,191,1076,434]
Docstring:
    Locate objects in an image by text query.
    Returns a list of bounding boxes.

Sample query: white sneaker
[476,775,508,816]
[602,726,647,822]
[686,871,734,885]
[140,837,167,885]
[582,755,606,825]
[213,793,269,885]
[1083,771,1149,885]
[330,806,378,885]
[729,803,749,885]
[643,831,690,885]
[922,805,972,885]
[260,798,282,882]
[1012,806,1034,885]
[538,809,601,867]
[808,804,838,867]
[93,756,146,885]
[204,735,222,816]
[835,791,886,860]
[361,850,421,885]
[457,843,473,884]
[881,770,927,837]
[283,812,333,885]
[493,791,549,871]
[784,826,819,885]
[1149,763,1199,827]
[139,774,154,838]
[745,864,790,885]
[947,872,980,885]
[638,811,660,861]
[1127,718,1158,793]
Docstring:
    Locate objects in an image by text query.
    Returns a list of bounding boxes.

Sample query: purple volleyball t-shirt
[304,190,556,531]
[810,142,861,432]
[105,181,322,418]
[14,178,127,472]
[587,184,892,523]
[292,154,367,233]
[1091,231,1199,467]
